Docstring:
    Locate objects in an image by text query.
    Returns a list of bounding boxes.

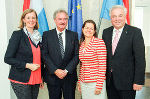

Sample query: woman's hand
[77,84,81,94]
[26,63,40,71]
[95,88,102,95]
[40,82,44,89]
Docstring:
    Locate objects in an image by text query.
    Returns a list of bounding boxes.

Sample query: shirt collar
[113,26,124,33]
[56,28,66,35]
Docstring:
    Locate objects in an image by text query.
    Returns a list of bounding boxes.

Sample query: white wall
[0,0,11,99]
[3,0,150,99]
[143,3,150,72]
[132,0,150,72]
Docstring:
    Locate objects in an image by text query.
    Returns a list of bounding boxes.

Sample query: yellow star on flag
[76,3,81,10]
[72,9,74,13]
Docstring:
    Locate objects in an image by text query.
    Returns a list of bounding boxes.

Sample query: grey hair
[109,5,127,16]
[53,9,69,19]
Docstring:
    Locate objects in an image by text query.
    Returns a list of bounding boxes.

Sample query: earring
[24,23,26,26]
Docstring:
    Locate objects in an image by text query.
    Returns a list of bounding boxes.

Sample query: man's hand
[62,69,68,78]
[133,84,143,91]
[54,69,64,79]
[54,69,68,79]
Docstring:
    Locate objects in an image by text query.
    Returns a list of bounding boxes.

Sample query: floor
[135,73,150,99]
[38,73,150,99]
[75,73,150,99]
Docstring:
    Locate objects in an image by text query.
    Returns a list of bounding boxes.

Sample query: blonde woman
[4,9,43,99]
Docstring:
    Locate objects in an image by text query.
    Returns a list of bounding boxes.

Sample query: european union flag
[100,0,123,20]
[68,0,83,39]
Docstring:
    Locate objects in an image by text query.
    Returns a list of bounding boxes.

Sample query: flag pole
[97,18,102,35]
[97,0,105,35]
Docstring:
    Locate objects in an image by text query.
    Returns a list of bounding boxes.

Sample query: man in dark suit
[42,9,79,99]
[102,5,146,99]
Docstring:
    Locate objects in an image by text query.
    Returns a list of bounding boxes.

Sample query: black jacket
[42,29,79,84]
[102,24,146,90]
[4,29,43,83]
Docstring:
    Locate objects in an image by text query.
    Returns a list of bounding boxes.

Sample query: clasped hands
[26,63,44,89]
[54,69,67,79]
[26,63,40,71]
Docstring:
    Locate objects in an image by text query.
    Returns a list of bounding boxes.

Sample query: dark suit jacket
[102,24,146,90]
[42,29,79,85]
[4,29,43,83]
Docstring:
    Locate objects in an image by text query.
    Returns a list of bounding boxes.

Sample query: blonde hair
[19,9,39,29]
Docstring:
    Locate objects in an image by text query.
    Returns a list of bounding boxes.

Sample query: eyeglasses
[84,27,94,31]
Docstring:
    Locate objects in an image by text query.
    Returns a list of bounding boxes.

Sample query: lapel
[22,30,32,51]
[64,29,70,58]
[113,24,128,55]
[52,29,63,57]
[107,27,113,56]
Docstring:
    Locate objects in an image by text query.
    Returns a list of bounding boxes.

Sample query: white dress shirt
[56,28,68,72]
[56,28,66,51]
[112,26,124,43]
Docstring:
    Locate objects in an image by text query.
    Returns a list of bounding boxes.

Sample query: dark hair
[80,20,97,46]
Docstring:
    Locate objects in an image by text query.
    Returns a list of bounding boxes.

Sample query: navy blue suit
[42,29,79,99]
[102,24,146,99]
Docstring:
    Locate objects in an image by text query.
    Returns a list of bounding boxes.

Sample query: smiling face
[110,8,126,29]
[23,12,37,30]
[82,23,95,39]
[54,12,68,32]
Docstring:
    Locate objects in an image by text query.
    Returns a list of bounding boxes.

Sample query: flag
[23,0,49,35]
[68,0,83,39]
[123,0,130,24]
[100,0,130,25]
[100,0,123,20]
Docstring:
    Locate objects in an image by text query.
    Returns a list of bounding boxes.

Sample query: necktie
[58,33,65,58]
[112,30,120,55]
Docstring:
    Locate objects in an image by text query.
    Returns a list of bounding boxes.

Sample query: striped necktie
[58,32,65,58]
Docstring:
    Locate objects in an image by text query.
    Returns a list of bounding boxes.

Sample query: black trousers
[11,82,40,99]
[106,74,136,99]
[47,79,76,99]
